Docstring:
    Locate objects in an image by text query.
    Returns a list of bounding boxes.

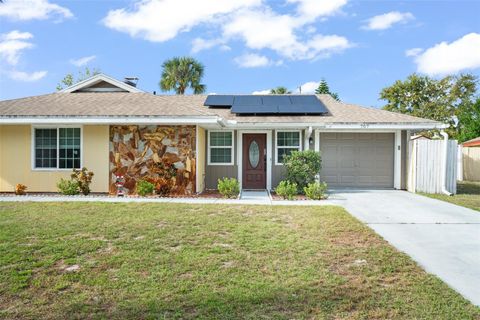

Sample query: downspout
[305,126,313,150]
[216,117,226,127]
[440,130,453,196]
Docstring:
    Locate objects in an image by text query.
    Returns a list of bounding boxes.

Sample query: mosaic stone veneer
[109,125,196,195]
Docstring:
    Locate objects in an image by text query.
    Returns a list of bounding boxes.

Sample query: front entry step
[240,190,271,203]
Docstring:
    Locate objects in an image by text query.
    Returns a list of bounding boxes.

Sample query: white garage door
[320,133,394,188]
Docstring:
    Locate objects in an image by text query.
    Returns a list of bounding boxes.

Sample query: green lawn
[423,181,480,211]
[0,203,478,319]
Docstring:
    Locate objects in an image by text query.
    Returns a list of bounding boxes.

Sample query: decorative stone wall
[109,125,196,195]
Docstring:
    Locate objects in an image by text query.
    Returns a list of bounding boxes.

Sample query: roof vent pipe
[124,77,139,88]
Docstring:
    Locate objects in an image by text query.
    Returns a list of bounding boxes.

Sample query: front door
[243,134,267,189]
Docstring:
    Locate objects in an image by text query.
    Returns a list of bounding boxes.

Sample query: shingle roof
[0,92,438,124]
[462,137,480,147]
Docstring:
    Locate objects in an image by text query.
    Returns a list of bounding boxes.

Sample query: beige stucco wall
[0,125,109,193]
[196,126,206,192]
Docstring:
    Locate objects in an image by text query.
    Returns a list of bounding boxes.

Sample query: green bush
[283,150,322,193]
[137,180,155,196]
[71,167,94,195]
[57,178,80,195]
[304,181,328,200]
[217,177,240,198]
[275,180,298,200]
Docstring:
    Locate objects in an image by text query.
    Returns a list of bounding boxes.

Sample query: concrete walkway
[328,189,480,306]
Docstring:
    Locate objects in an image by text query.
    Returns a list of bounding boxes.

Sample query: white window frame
[275,130,302,165]
[31,125,83,171]
[207,130,234,166]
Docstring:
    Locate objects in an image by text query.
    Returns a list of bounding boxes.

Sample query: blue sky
[0,0,479,107]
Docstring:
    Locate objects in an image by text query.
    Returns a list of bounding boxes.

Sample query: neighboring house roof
[463,137,480,147]
[0,92,440,125]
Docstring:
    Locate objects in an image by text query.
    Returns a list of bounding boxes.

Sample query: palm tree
[270,86,291,94]
[159,57,206,94]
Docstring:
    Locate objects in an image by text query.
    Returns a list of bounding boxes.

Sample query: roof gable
[59,73,143,93]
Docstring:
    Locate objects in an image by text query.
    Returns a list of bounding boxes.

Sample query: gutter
[0,116,220,125]
[440,130,453,196]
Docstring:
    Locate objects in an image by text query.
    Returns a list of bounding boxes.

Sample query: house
[460,137,480,181]
[410,134,431,141]
[0,74,447,195]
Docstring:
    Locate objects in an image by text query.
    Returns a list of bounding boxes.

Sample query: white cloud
[363,11,414,30]
[0,0,73,21]
[103,0,261,42]
[287,0,347,21]
[8,70,47,82]
[0,30,34,65]
[413,33,480,76]
[69,55,96,67]
[223,8,352,61]
[296,81,319,93]
[234,53,271,68]
[252,89,271,95]
[405,48,423,57]
[102,0,352,63]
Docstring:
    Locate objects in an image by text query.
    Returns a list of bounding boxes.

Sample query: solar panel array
[204,95,328,115]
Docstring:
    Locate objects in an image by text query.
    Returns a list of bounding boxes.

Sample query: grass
[422,181,480,212]
[0,203,479,319]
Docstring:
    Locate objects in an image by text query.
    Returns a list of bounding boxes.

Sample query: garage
[320,132,394,188]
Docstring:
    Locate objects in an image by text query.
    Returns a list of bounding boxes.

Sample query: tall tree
[456,97,480,143]
[270,86,291,94]
[380,73,478,138]
[160,57,206,94]
[56,67,101,91]
[315,79,340,101]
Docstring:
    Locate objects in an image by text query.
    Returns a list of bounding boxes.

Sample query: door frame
[237,130,272,190]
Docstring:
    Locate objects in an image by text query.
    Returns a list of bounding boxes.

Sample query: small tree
[56,67,101,91]
[160,56,206,94]
[282,150,322,193]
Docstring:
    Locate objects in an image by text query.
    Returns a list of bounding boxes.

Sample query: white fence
[458,145,480,182]
[407,139,457,194]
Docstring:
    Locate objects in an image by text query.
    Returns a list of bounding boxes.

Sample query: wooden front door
[243,134,267,189]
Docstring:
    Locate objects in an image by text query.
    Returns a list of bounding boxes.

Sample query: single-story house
[0,74,447,195]
[462,137,480,148]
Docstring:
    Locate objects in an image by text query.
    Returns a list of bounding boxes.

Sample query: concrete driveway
[329,189,480,306]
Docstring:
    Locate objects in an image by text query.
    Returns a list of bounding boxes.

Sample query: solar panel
[231,104,279,114]
[204,94,328,115]
[204,95,234,107]
[233,96,263,106]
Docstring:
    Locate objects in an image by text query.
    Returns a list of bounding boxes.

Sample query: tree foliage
[456,97,480,143]
[56,67,101,91]
[160,56,206,94]
[380,73,478,140]
[315,79,340,101]
[270,86,291,94]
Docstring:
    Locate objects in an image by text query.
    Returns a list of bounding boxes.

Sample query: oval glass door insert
[249,140,260,168]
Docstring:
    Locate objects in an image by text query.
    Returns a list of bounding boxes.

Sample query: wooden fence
[461,146,480,181]
[407,140,457,194]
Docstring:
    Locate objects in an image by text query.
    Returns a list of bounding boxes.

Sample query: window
[208,131,234,165]
[34,127,81,169]
[276,131,301,165]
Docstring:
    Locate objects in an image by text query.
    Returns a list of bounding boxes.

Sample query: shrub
[57,179,80,195]
[275,180,297,200]
[14,184,27,195]
[304,181,328,200]
[137,180,155,196]
[71,167,94,195]
[217,177,240,198]
[283,150,322,193]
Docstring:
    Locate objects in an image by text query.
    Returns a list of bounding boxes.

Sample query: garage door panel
[320,133,394,188]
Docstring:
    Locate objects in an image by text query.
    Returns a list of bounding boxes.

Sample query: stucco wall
[0,125,110,193]
[204,130,238,189]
